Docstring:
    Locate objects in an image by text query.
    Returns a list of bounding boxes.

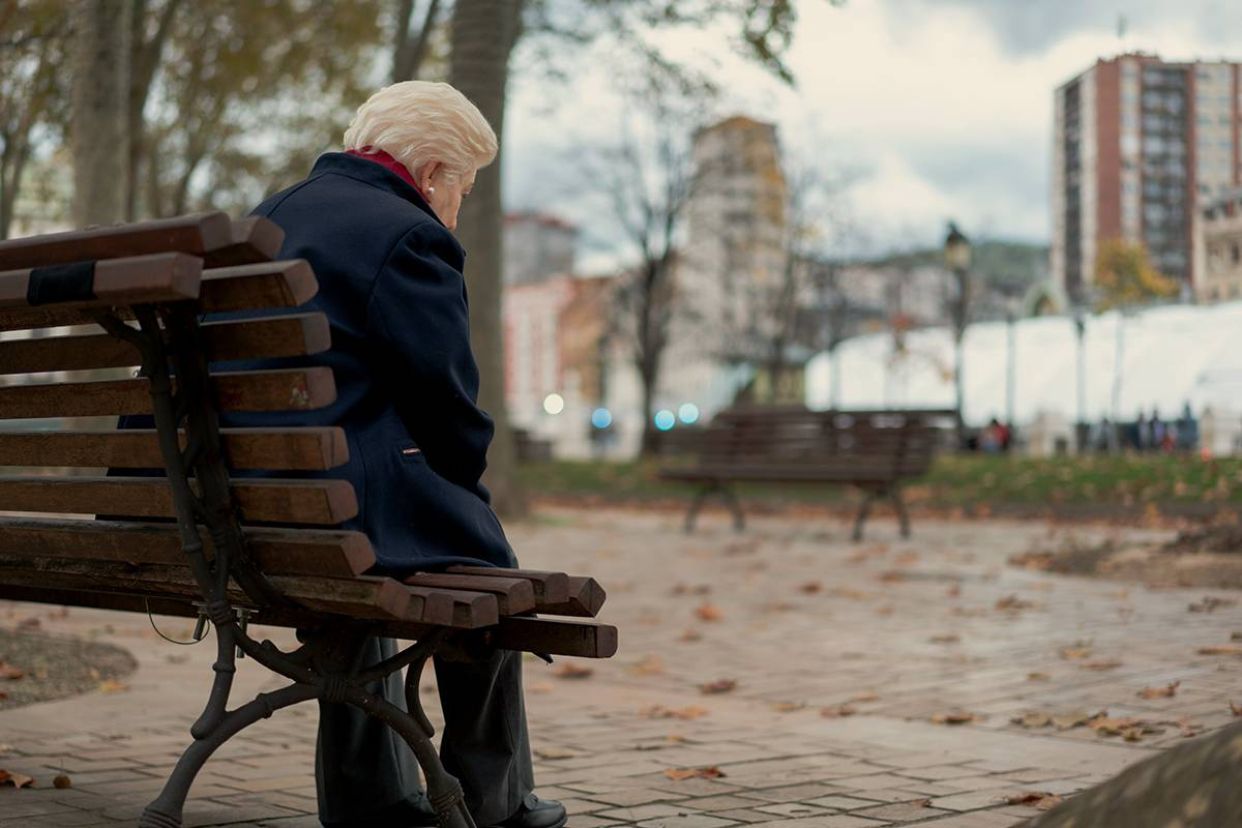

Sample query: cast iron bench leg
[890,487,911,538]
[684,484,712,533]
[138,683,318,828]
[719,484,745,532]
[852,489,877,542]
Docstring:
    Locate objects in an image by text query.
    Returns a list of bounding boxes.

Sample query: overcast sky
[503,0,1239,268]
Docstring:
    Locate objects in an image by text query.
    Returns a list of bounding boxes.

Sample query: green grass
[517,454,1242,508]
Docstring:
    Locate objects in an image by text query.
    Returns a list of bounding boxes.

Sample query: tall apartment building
[502,212,577,285]
[1052,54,1242,301]
[681,115,788,357]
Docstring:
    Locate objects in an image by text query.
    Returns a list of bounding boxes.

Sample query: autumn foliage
[1093,239,1180,310]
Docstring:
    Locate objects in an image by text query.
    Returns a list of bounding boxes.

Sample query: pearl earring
[426,185,436,194]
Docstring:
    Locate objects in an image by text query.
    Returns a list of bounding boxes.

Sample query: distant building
[503,212,577,285]
[680,115,788,359]
[1197,192,1242,301]
[502,274,616,457]
[1052,53,1242,301]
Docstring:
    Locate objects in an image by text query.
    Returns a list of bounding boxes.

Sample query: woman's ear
[413,161,444,193]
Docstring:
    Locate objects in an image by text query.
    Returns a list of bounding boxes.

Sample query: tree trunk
[71,0,132,226]
[449,0,524,516]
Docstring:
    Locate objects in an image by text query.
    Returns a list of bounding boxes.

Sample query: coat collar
[310,152,447,230]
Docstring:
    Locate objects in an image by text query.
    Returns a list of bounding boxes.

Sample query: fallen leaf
[1060,646,1092,660]
[97,679,129,693]
[534,747,577,760]
[0,662,23,681]
[771,701,806,713]
[679,629,703,643]
[640,705,709,720]
[1079,659,1122,671]
[630,655,665,676]
[1027,672,1051,682]
[699,678,737,695]
[878,570,907,583]
[996,594,1036,611]
[554,663,594,680]
[52,774,71,789]
[1137,681,1180,699]
[946,583,962,598]
[1232,632,1242,642]
[1188,597,1236,613]
[820,704,858,718]
[1012,712,1052,729]
[799,581,822,594]
[695,603,724,622]
[931,710,979,725]
[527,682,554,694]
[1004,791,1063,811]
[664,766,726,781]
[929,634,960,644]
[1052,710,1100,730]
[849,692,880,703]
[1231,701,1242,717]
[1198,645,1242,656]
[0,770,34,788]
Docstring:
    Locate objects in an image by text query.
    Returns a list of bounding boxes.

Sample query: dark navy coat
[224,153,515,573]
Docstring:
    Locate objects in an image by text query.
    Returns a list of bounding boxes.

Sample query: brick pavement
[1,508,1240,827]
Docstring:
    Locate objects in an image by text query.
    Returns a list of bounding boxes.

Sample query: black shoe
[487,794,568,828]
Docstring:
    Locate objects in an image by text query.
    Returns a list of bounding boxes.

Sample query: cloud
[886,0,1242,57]
[501,0,1237,264]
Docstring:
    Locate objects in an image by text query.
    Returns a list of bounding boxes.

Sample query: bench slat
[0,367,336,419]
[405,573,535,615]
[0,476,357,525]
[403,585,499,628]
[0,259,316,333]
[0,518,375,577]
[0,584,614,656]
[534,575,607,618]
[0,313,331,375]
[202,217,284,268]
[0,253,203,332]
[0,213,233,270]
[0,427,348,471]
[444,565,570,604]
[200,260,317,313]
[488,616,618,658]
[0,560,410,622]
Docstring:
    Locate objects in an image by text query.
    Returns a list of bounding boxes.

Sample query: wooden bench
[0,213,616,828]
[659,406,940,540]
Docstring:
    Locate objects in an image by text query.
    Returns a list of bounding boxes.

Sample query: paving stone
[0,513,1237,827]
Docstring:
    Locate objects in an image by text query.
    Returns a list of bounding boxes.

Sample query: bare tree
[71,0,132,226]
[125,0,183,219]
[585,86,702,455]
[391,0,442,82]
[0,2,68,239]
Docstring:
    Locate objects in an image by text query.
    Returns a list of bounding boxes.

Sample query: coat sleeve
[365,223,494,500]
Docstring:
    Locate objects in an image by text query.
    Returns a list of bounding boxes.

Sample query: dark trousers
[315,636,534,828]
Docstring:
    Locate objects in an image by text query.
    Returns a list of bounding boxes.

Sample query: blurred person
[980,417,1004,453]
[232,82,564,828]
[1179,402,1200,452]
[1152,408,1166,452]
[1136,410,1150,452]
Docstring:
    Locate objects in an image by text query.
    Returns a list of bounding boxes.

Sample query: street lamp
[943,222,972,447]
[1005,297,1019,437]
[1071,305,1088,452]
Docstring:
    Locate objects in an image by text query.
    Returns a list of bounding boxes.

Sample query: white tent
[805,301,1242,425]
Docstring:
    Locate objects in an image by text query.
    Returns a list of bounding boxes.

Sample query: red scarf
[346,147,420,192]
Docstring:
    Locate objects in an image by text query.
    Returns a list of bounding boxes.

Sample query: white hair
[343,81,497,183]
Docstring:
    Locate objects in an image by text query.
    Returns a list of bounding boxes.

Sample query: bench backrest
[694,406,939,480]
[0,214,394,598]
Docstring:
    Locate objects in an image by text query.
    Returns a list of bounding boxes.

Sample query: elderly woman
[244,82,563,828]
